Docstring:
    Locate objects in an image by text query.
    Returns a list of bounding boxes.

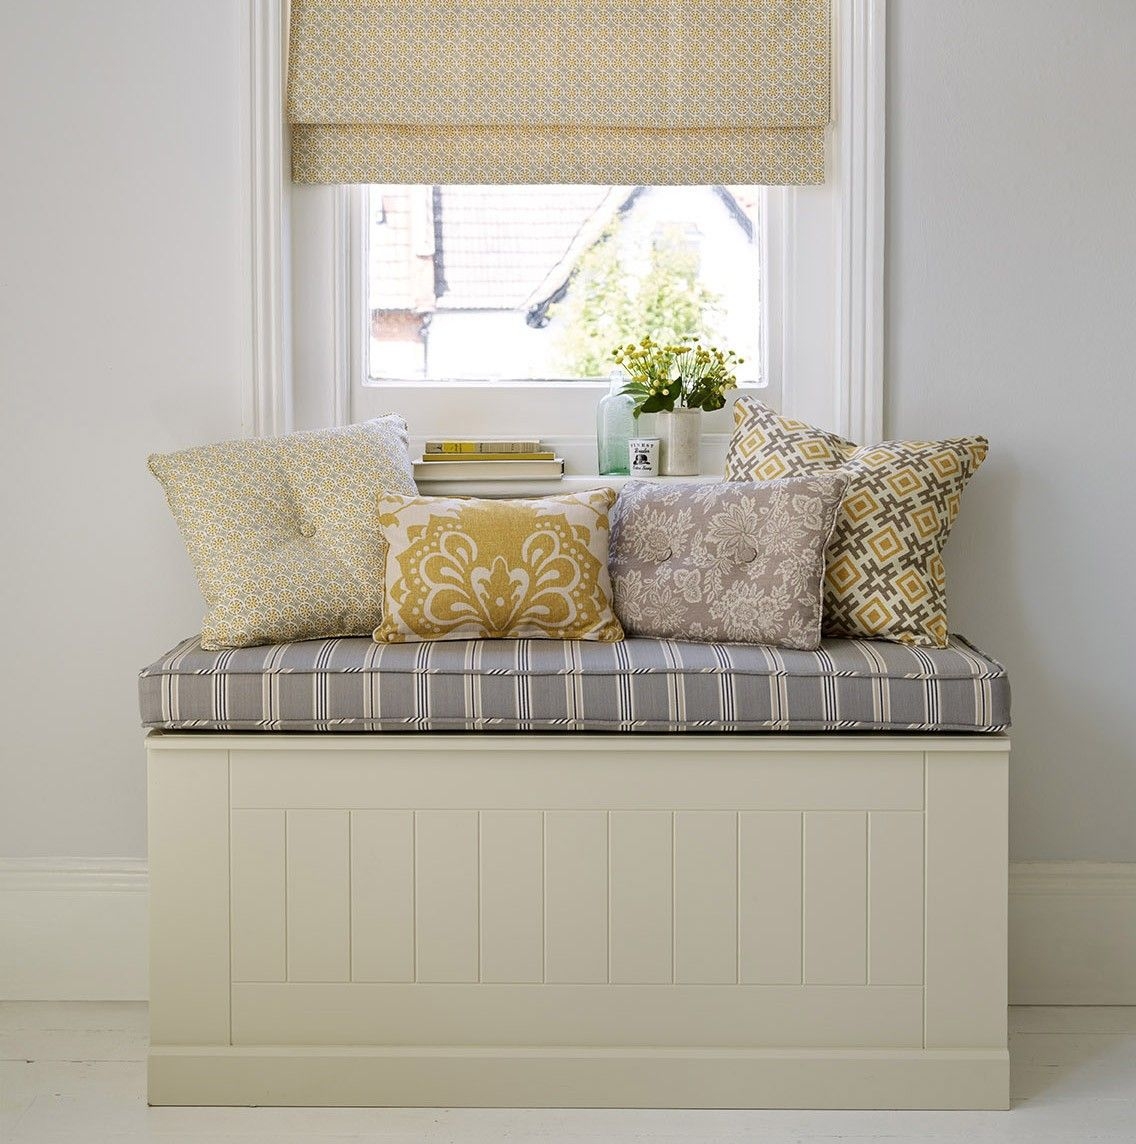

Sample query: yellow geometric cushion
[725,398,988,647]
[149,416,417,649]
[374,489,624,643]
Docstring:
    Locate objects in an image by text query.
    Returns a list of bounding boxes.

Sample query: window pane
[367,185,763,383]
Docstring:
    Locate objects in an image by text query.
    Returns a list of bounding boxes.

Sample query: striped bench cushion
[139,635,1009,733]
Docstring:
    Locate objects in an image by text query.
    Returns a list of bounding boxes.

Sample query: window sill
[413,473,718,498]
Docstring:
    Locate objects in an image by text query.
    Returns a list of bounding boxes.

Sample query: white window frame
[355,183,773,389]
[248,0,885,459]
[346,184,778,457]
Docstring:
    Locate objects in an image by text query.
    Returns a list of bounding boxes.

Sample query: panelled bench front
[142,635,1010,1110]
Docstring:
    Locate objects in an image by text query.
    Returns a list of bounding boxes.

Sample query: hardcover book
[412,457,565,481]
[424,439,543,455]
[418,451,556,462]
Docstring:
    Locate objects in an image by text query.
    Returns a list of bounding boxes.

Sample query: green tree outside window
[550,220,724,378]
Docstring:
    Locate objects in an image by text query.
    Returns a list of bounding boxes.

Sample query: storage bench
[142,635,1010,1109]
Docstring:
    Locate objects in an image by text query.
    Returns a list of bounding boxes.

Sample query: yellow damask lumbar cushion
[374,490,624,643]
[725,398,988,647]
[149,416,417,649]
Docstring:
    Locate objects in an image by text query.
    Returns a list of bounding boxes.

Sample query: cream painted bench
[146,731,1009,1109]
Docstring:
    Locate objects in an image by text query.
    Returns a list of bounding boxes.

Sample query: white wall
[0,1,251,858]
[2,0,1132,875]
[886,1,1136,860]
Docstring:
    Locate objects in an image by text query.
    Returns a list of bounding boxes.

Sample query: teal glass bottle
[596,370,635,475]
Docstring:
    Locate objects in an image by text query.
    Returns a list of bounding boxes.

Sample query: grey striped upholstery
[139,635,1009,733]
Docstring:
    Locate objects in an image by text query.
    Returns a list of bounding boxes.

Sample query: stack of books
[413,439,564,482]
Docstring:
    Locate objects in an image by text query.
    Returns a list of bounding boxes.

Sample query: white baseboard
[1009,862,1136,1005]
[0,859,148,1000]
[2,858,1133,1004]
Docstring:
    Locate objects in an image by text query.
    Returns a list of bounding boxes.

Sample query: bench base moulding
[146,732,1010,1110]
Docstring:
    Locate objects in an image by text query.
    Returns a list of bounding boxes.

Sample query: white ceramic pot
[657,407,702,475]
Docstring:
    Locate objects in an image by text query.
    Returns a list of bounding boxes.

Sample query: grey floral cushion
[609,477,849,649]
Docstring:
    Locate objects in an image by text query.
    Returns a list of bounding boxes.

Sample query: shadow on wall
[944,450,1135,860]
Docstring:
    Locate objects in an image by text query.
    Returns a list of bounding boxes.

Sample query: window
[365,185,765,387]
[281,4,883,452]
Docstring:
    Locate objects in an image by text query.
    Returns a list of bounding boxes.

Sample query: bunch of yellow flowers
[612,335,743,416]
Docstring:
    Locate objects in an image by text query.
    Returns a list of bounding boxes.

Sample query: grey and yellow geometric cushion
[725,398,988,647]
[149,416,416,649]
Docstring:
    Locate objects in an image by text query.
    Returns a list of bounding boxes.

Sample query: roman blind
[287,0,831,185]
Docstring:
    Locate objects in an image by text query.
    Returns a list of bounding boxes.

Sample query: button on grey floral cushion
[609,477,849,649]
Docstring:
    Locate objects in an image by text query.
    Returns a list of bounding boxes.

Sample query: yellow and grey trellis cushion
[139,633,1010,734]
[149,416,416,649]
[725,399,988,648]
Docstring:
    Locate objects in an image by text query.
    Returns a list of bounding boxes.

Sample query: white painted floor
[1,1004,1134,1142]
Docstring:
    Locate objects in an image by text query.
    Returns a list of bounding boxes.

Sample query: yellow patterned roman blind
[287,0,831,185]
